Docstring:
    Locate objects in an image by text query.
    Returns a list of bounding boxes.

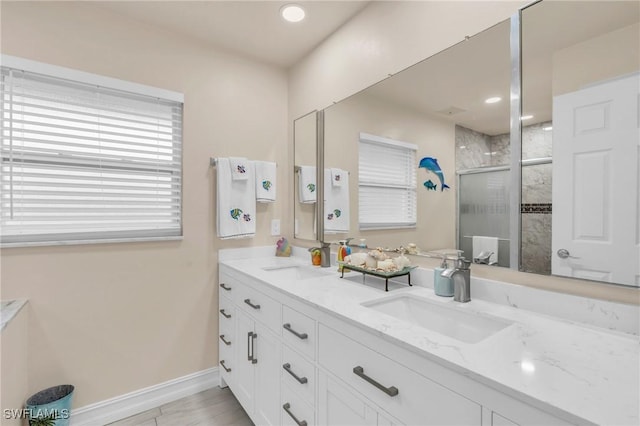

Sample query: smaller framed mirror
[293,111,319,241]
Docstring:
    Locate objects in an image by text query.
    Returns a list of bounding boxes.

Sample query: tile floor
[106,387,253,426]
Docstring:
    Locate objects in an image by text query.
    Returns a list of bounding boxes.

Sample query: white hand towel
[330,168,344,187]
[217,158,256,239]
[324,168,350,234]
[255,161,277,203]
[229,157,249,180]
[298,166,317,204]
[472,236,498,264]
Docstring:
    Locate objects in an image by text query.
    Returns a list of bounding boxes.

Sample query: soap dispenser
[434,256,454,297]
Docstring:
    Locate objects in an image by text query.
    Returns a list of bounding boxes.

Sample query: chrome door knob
[557,249,579,259]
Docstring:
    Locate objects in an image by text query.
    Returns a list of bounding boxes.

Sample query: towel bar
[463,235,510,241]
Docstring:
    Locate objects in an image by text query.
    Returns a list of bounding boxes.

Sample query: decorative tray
[338,262,417,278]
[338,262,417,291]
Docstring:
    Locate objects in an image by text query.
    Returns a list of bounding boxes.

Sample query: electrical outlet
[271,219,281,236]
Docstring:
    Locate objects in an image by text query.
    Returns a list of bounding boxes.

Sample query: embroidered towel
[229,157,249,180]
[298,166,316,203]
[472,236,499,264]
[255,161,277,203]
[330,168,344,187]
[324,168,350,234]
[217,157,256,239]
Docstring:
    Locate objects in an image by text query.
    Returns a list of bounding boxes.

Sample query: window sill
[1,236,183,249]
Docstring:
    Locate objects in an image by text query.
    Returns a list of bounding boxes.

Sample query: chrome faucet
[441,257,472,302]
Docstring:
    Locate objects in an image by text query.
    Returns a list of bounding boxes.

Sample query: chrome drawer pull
[220,309,231,318]
[283,403,307,426]
[283,323,308,340]
[220,283,232,291]
[244,299,261,310]
[220,360,231,372]
[219,335,231,346]
[283,363,308,384]
[353,366,398,397]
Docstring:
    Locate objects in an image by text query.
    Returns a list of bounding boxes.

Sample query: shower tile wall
[455,122,553,275]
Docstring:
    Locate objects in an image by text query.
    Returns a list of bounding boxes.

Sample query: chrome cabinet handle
[219,335,231,346]
[219,309,231,318]
[220,360,231,372]
[283,363,308,384]
[244,299,261,310]
[282,403,307,426]
[220,283,231,291]
[557,249,580,259]
[247,332,258,364]
[353,366,398,397]
[283,323,308,340]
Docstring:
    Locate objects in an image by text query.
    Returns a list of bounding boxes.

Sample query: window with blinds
[358,133,417,230]
[0,63,183,246]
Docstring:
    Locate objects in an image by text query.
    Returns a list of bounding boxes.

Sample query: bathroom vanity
[218,248,639,426]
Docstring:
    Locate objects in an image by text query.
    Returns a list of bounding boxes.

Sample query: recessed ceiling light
[543,126,553,131]
[485,96,501,104]
[521,115,533,120]
[280,4,305,22]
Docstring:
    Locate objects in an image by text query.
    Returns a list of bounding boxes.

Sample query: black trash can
[26,385,74,426]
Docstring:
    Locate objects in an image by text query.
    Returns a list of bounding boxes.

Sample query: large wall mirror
[316,0,639,288]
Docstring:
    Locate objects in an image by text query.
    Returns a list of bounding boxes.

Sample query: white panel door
[254,322,282,426]
[552,74,639,286]
[234,309,256,414]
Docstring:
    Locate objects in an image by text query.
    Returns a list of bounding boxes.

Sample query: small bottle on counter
[433,256,454,297]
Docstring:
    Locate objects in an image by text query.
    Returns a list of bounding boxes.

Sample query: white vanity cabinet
[219,272,283,426]
[219,262,580,426]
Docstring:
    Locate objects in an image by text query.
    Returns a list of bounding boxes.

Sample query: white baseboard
[70,367,219,426]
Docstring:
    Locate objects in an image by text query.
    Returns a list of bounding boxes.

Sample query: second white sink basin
[362,294,512,344]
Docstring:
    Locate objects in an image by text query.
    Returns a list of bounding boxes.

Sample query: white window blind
[0,65,183,245]
[359,133,417,230]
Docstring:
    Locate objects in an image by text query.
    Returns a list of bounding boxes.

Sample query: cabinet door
[253,321,282,426]
[234,309,256,414]
[318,372,377,426]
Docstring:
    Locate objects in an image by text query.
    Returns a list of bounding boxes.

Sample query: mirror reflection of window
[358,133,417,231]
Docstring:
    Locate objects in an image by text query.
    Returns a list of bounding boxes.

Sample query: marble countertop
[1,299,28,331]
[219,253,639,426]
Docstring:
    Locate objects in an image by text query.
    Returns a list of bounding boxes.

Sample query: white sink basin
[262,265,329,280]
[362,294,512,344]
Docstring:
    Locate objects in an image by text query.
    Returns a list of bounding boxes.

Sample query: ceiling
[94,0,370,68]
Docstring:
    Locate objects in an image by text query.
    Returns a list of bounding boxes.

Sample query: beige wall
[324,94,456,250]
[553,22,640,95]
[1,306,29,425]
[0,1,287,408]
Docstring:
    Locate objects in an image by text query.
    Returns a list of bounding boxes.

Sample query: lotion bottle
[434,256,454,297]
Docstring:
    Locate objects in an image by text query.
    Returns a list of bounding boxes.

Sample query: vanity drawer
[282,380,315,426]
[219,342,235,387]
[282,305,316,360]
[282,344,316,405]
[219,273,235,295]
[319,324,481,426]
[219,297,235,332]
[235,281,282,334]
